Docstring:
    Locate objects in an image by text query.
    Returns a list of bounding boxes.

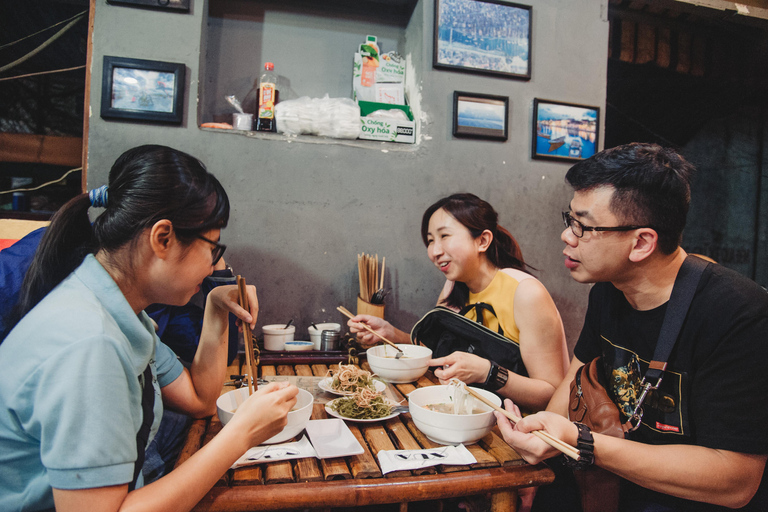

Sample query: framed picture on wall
[434,0,531,80]
[100,56,186,124]
[106,0,190,13]
[532,99,599,162]
[453,91,509,141]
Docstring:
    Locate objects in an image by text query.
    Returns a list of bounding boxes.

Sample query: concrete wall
[87,0,610,352]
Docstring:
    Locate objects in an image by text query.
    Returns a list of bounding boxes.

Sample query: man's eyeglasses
[562,211,650,238]
[196,234,227,265]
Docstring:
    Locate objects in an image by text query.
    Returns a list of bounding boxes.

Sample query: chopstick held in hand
[454,380,580,460]
[336,305,403,354]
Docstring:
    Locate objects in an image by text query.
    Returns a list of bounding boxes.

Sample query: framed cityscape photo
[100,56,185,124]
[106,0,190,12]
[434,0,531,80]
[453,91,509,141]
[532,99,599,162]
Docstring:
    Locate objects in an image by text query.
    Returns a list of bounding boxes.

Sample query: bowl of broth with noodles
[408,384,500,445]
[366,344,432,383]
[217,387,313,444]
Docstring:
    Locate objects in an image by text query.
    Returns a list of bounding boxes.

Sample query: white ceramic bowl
[308,323,341,350]
[408,385,500,445]
[216,387,313,444]
[366,344,432,383]
[285,341,314,352]
[262,324,295,351]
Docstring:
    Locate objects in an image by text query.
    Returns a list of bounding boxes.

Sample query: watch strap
[483,361,509,391]
[565,422,595,469]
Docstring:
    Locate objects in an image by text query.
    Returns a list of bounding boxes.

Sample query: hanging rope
[0,12,87,74]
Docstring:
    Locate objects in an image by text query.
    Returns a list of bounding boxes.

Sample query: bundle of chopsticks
[357,253,385,304]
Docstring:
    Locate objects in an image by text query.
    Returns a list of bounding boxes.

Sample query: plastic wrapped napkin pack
[377,444,476,474]
[231,429,477,471]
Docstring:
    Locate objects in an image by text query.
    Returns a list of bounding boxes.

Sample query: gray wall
[87,0,609,353]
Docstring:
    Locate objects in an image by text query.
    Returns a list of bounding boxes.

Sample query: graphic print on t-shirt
[601,337,690,439]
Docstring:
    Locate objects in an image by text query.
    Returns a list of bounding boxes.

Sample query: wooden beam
[82,0,96,191]
[0,133,82,167]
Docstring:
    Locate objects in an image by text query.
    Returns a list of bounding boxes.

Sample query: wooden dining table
[177,353,555,512]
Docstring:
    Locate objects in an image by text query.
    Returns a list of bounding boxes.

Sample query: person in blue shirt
[1,227,240,366]
[0,145,298,512]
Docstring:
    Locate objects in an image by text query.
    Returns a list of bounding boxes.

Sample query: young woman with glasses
[0,145,298,512]
[348,193,569,413]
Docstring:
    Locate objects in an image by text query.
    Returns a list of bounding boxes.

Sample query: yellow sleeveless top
[465,270,523,345]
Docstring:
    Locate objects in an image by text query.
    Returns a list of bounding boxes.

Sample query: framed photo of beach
[434,0,532,80]
[532,99,599,162]
[453,91,509,141]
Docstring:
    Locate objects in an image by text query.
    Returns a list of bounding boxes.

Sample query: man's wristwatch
[483,361,509,391]
[564,422,595,469]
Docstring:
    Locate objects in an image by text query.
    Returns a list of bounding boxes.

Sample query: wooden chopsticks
[458,382,580,460]
[237,275,257,395]
[358,253,384,303]
[336,305,403,354]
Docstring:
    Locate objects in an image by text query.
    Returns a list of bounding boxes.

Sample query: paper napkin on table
[232,435,318,468]
[377,444,476,474]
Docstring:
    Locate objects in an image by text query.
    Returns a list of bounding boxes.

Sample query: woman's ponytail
[9,193,94,331]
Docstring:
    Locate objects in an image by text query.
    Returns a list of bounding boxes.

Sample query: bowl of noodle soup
[366,344,432,383]
[408,384,500,445]
[217,387,314,444]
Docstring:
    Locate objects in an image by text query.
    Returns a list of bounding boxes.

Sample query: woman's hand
[347,314,395,348]
[226,381,299,448]
[430,351,492,385]
[207,283,259,330]
[495,399,578,465]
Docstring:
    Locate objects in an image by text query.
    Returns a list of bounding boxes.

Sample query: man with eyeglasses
[496,143,768,511]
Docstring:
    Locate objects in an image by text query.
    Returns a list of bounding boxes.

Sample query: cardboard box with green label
[358,101,415,144]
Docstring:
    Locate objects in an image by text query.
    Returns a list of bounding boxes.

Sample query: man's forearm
[595,433,766,508]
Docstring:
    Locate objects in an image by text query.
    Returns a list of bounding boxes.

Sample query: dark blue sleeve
[204,270,239,365]
[0,227,46,341]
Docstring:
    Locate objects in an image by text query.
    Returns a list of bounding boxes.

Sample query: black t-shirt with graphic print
[574,262,768,511]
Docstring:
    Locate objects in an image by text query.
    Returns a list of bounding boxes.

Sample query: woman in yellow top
[348,193,568,411]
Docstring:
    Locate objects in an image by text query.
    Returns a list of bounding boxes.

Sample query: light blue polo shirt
[0,255,184,511]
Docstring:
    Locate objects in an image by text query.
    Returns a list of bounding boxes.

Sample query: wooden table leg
[399,502,408,512]
[491,489,517,512]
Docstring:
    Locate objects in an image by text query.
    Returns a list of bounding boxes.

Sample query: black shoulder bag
[410,303,527,378]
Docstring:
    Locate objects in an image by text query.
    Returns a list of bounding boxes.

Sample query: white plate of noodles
[324,396,400,423]
[318,376,386,396]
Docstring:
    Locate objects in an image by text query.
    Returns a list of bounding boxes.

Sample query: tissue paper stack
[275,95,361,139]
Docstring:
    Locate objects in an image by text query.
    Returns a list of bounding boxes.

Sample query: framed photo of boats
[100,56,186,124]
[532,99,599,163]
[453,91,509,141]
[434,0,532,80]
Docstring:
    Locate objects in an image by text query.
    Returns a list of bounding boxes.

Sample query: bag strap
[645,255,709,381]
[458,302,504,336]
[628,254,708,429]
[129,363,155,491]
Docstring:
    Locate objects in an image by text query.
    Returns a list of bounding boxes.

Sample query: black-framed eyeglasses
[196,234,227,265]
[562,211,650,238]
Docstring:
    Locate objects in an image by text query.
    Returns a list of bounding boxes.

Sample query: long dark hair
[8,145,229,334]
[420,193,529,309]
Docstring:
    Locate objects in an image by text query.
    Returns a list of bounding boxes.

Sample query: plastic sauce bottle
[360,35,379,88]
[256,62,278,132]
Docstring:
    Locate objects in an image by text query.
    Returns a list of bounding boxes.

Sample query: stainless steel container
[320,329,340,351]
